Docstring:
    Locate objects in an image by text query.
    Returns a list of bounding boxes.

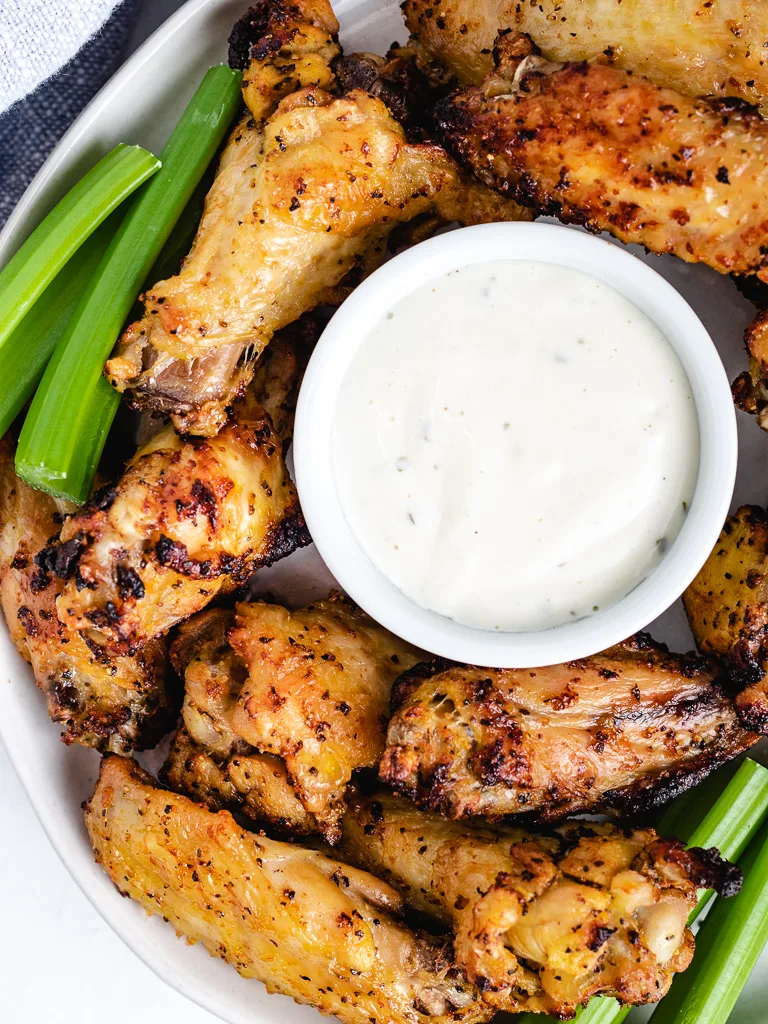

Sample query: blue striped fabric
[0,0,140,228]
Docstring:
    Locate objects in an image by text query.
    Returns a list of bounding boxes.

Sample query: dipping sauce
[332,260,699,633]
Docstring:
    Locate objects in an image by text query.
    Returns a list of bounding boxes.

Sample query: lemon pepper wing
[37,401,308,656]
[0,439,172,751]
[341,789,740,1017]
[380,638,756,821]
[85,755,492,1024]
[401,0,768,107]
[683,505,768,732]
[434,36,768,280]
[105,0,527,436]
[164,595,423,841]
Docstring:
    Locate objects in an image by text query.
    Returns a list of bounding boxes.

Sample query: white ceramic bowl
[294,221,738,667]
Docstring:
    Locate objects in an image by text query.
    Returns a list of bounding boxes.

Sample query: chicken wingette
[341,789,741,1018]
[105,0,527,436]
[36,397,308,656]
[163,594,423,841]
[380,637,756,821]
[434,33,768,280]
[0,439,172,751]
[683,506,768,732]
[401,0,768,107]
[86,756,492,1024]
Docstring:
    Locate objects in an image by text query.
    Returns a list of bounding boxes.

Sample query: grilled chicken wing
[402,0,768,107]
[0,440,172,751]
[163,725,317,835]
[733,310,768,429]
[683,506,768,732]
[105,0,527,436]
[434,34,768,280]
[164,595,423,840]
[380,637,756,821]
[36,400,308,656]
[86,756,491,1024]
[341,790,740,1017]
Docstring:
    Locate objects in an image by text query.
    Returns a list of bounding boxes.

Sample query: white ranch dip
[332,260,699,633]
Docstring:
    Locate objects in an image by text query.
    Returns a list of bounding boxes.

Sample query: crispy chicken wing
[380,637,756,821]
[0,440,172,751]
[434,35,768,280]
[402,0,768,107]
[105,0,527,436]
[341,789,740,1018]
[732,309,768,429]
[164,595,423,840]
[37,401,308,656]
[86,756,491,1024]
[683,506,768,732]
[163,725,317,835]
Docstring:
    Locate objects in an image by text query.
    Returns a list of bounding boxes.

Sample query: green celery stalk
[650,819,768,1024]
[0,216,117,439]
[0,144,159,348]
[15,64,242,503]
[514,759,768,1024]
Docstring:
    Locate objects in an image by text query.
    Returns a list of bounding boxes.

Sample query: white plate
[0,1,766,1021]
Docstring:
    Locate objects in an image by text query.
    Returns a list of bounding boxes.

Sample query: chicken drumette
[104,0,527,436]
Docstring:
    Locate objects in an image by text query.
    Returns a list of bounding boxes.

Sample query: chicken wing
[36,400,308,656]
[434,34,768,280]
[341,789,739,1017]
[164,595,423,840]
[683,506,768,732]
[732,310,768,429]
[86,756,491,1024]
[105,0,527,436]
[380,637,756,821]
[0,440,172,751]
[163,725,317,835]
[402,0,768,107]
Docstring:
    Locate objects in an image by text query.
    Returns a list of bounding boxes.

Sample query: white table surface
[1,6,221,1021]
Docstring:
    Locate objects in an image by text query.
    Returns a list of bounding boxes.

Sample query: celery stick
[0,144,159,349]
[15,64,242,502]
[0,217,116,439]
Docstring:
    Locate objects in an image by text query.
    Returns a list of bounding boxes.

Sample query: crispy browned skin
[380,636,756,822]
[165,595,423,840]
[163,725,317,835]
[36,400,308,656]
[341,790,739,1017]
[402,0,768,107]
[0,440,172,751]
[434,35,768,280]
[683,506,768,732]
[162,606,316,835]
[733,310,768,429]
[105,1,527,436]
[86,756,491,1024]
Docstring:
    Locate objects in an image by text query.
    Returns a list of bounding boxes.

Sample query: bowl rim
[293,220,738,668]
